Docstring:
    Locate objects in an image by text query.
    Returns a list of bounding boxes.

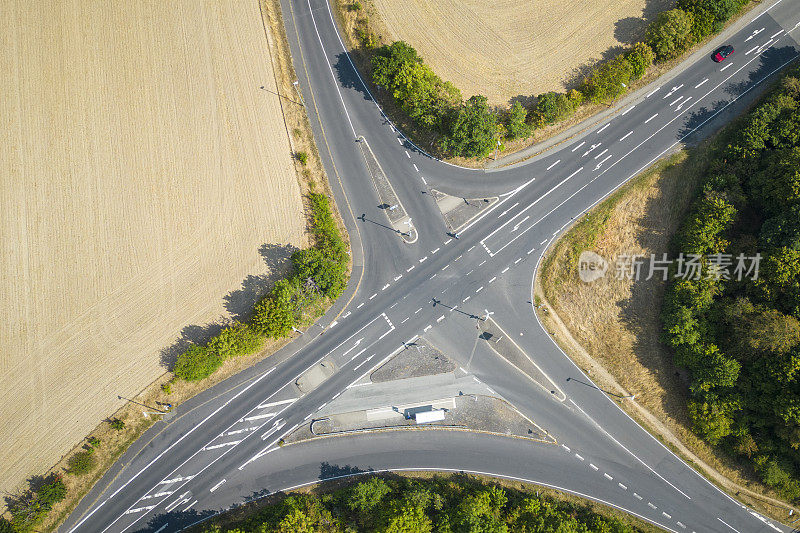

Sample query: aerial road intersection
[63,0,800,531]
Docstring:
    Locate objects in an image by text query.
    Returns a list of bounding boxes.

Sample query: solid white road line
[717,518,742,533]
[570,399,691,499]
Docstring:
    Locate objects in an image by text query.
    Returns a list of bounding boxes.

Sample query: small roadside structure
[414,409,446,424]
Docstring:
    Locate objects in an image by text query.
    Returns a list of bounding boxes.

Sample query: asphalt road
[62,1,800,532]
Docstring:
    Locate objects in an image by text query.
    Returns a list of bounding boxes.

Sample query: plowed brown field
[0,0,305,493]
[371,0,673,104]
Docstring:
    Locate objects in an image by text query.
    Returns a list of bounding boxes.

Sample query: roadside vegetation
[336,0,752,160]
[537,64,800,522]
[661,65,800,501]
[191,474,655,533]
[173,192,349,382]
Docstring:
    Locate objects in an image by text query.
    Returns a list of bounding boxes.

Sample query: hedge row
[173,193,349,381]
[363,0,749,159]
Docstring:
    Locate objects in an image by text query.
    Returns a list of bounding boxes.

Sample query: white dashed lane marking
[645,113,658,123]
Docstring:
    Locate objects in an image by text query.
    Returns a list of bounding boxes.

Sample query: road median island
[479,318,566,402]
[281,338,555,446]
[430,189,498,234]
[357,136,417,243]
[535,103,800,523]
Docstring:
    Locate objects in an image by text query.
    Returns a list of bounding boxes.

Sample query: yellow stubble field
[0,0,306,493]
[370,0,673,104]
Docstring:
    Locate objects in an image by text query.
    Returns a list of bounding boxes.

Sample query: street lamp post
[292,80,305,106]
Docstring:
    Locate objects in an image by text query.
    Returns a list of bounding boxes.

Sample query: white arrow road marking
[582,143,601,157]
[125,505,157,515]
[594,154,612,170]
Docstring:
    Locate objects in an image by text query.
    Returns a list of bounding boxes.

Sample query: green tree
[580,56,634,103]
[645,9,695,61]
[677,0,746,40]
[206,322,262,359]
[173,345,223,381]
[441,95,498,157]
[687,395,739,444]
[677,191,736,254]
[625,42,655,80]
[348,478,391,513]
[252,279,299,339]
[755,247,800,316]
[506,101,532,138]
[533,92,574,125]
[384,504,432,533]
[292,247,348,299]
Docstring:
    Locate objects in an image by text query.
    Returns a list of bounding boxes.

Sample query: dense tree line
[174,193,349,381]
[662,67,800,499]
[363,0,748,159]
[198,475,646,533]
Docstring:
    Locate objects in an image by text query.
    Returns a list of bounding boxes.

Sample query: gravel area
[370,338,455,383]
[283,395,551,444]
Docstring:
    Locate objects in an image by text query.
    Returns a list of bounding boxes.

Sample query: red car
[713,45,734,62]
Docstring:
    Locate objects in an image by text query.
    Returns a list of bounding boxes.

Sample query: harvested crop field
[370,0,673,104]
[0,0,305,494]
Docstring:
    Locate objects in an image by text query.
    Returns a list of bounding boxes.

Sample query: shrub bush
[67,449,96,476]
[109,418,125,431]
[294,151,309,165]
[579,55,634,104]
[206,322,263,359]
[532,92,574,126]
[173,344,223,381]
[87,436,101,448]
[625,42,655,80]
[505,101,532,139]
[646,9,695,62]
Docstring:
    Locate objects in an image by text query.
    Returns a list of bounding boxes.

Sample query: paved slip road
[62,1,800,532]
